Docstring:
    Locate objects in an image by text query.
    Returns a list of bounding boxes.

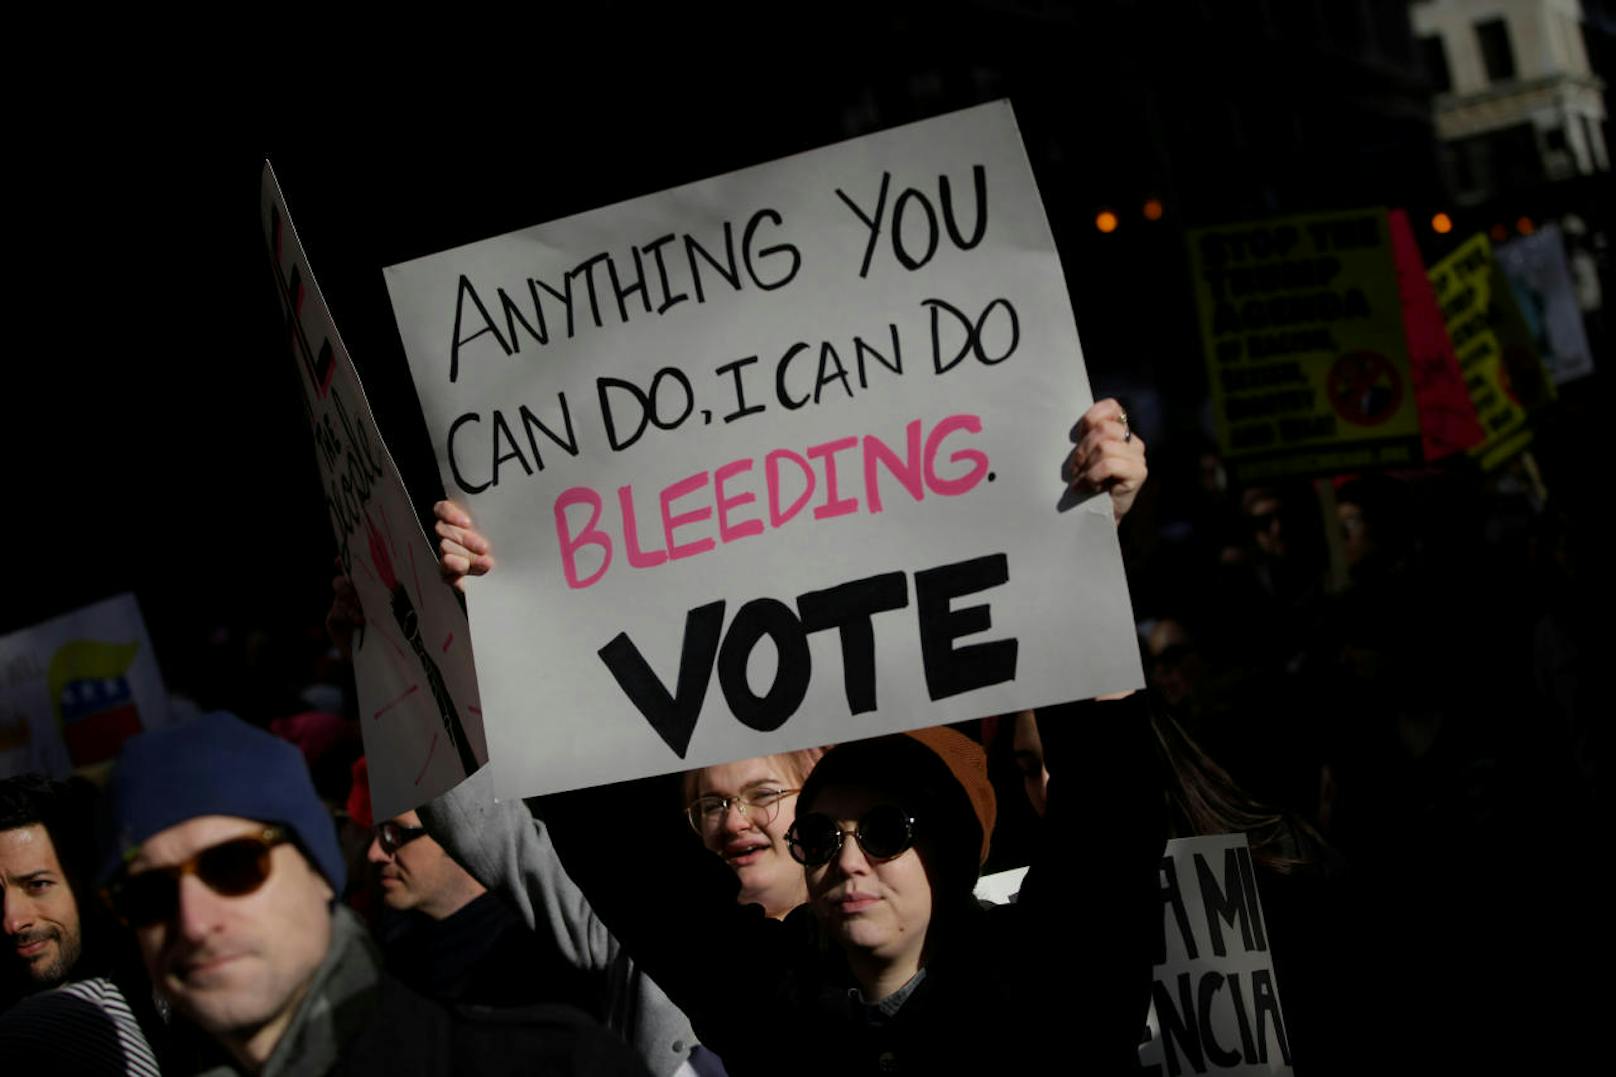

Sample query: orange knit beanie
[902,725,998,866]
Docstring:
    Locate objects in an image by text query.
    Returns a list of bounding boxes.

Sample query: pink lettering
[555,486,612,590]
[925,414,989,495]
[767,449,816,527]
[662,471,716,561]
[862,419,924,513]
[619,484,667,569]
[807,436,860,519]
[715,458,764,542]
[551,414,991,589]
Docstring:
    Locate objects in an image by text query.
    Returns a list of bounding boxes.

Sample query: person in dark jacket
[368,809,602,1013]
[537,698,1163,1076]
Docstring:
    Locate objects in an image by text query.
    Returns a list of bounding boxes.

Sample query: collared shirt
[847,968,928,1026]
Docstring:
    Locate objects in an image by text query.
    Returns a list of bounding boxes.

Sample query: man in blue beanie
[102,711,346,1072]
[101,711,649,1076]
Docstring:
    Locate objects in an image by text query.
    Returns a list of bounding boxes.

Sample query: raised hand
[1067,398,1147,525]
[434,500,496,592]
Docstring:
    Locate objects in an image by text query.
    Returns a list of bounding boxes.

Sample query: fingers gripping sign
[435,501,496,593]
[1065,398,1147,524]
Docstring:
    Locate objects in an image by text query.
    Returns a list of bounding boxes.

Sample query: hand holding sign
[1067,398,1146,524]
[434,502,496,593]
[434,501,485,589]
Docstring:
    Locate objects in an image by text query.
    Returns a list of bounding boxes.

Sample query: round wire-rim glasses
[685,787,801,835]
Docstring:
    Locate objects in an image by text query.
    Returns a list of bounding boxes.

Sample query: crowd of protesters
[2,383,1604,1073]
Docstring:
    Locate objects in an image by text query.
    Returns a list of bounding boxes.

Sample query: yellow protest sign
[1189,210,1423,481]
[1426,234,1553,471]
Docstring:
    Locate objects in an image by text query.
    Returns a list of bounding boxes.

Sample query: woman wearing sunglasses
[537,698,1162,1075]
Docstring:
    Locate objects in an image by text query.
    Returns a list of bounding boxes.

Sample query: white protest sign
[974,864,1030,905]
[1495,224,1595,385]
[1140,834,1294,1076]
[0,594,170,778]
[261,163,487,819]
[384,101,1141,797]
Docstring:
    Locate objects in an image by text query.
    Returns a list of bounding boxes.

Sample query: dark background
[4,5,1611,1068]
[8,5,1607,652]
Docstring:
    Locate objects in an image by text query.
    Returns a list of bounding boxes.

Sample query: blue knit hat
[100,711,345,895]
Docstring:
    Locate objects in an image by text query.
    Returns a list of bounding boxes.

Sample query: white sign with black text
[384,103,1141,797]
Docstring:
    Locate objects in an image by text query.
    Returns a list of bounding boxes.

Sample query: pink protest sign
[1387,209,1485,461]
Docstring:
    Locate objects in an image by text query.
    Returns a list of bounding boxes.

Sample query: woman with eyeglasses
[681,748,826,919]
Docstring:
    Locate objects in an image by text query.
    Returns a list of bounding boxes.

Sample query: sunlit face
[803,787,932,969]
[1,824,83,988]
[128,815,331,1048]
[691,756,806,918]
[366,810,479,920]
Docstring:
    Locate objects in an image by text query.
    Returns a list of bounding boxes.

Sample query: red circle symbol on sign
[1327,351,1404,427]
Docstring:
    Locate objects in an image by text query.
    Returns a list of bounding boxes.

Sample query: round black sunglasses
[786,804,916,867]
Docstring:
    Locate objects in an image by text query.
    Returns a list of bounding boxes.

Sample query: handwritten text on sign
[384,102,1141,797]
[1188,210,1422,481]
[1427,234,1553,471]
[1140,835,1293,1077]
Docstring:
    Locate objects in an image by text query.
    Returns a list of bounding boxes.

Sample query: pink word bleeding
[554,414,990,589]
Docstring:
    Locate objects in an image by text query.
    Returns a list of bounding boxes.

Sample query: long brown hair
[1148,706,1326,875]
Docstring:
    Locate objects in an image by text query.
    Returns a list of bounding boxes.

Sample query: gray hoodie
[418,766,699,1077]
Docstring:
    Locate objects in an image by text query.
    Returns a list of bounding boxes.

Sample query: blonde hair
[680,747,830,807]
